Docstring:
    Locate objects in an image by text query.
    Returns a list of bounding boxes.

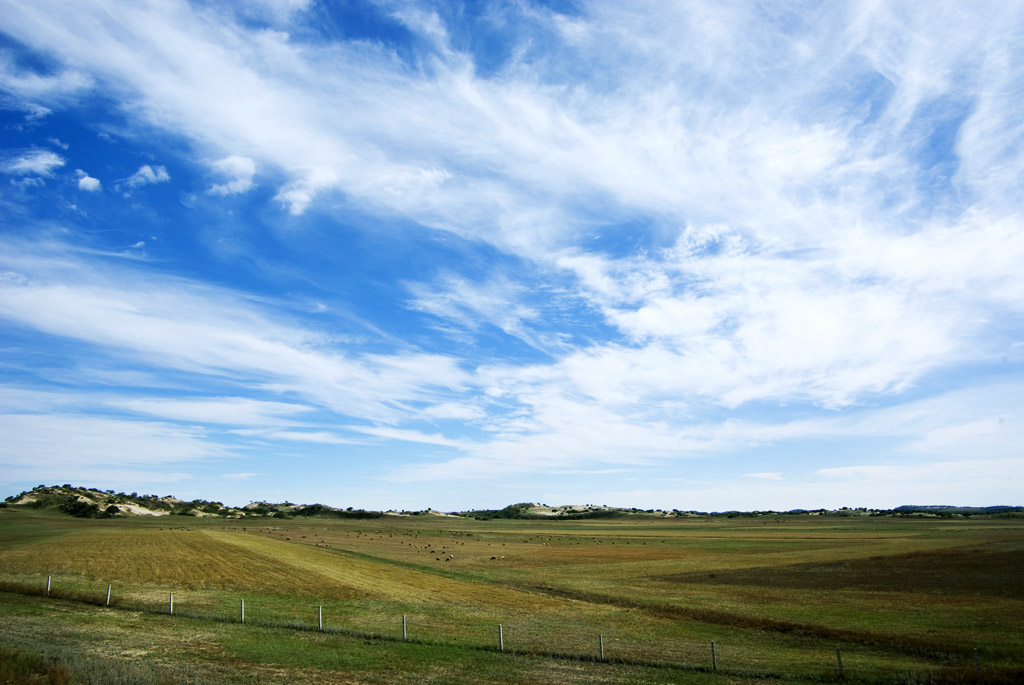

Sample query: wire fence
[0,575,1012,683]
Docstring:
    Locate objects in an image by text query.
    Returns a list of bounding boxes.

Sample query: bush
[60,500,101,518]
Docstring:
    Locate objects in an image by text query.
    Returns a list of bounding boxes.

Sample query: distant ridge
[3,485,1022,519]
[1,484,395,519]
[893,504,1023,515]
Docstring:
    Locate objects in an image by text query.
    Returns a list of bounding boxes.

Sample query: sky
[1,0,1022,512]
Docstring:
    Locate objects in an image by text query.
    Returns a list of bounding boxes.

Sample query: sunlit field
[1,508,1022,683]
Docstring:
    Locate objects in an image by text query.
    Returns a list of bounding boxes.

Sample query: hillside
[1,485,385,520]
[4,485,1022,520]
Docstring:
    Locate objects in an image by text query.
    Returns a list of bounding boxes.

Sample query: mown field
[1,508,1022,683]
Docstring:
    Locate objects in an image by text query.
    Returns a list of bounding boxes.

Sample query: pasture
[1,507,1022,683]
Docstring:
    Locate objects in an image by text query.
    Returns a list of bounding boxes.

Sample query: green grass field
[1,507,1022,683]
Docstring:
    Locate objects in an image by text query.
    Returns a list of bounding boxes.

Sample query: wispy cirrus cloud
[222,471,261,480]
[1,1,1022,507]
[0,48,92,106]
[0,413,226,478]
[3,149,65,176]
[398,380,1024,483]
[745,473,784,481]
[0,243,469,424]
[111,396,313,426]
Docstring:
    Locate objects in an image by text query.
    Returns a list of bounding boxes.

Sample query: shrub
[60,500,101,518]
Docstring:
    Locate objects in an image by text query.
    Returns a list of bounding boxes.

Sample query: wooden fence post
[836,648,844,679]
[318,605,323,632]
[169,593,173,615]
[240,599,245,623]
[711,641,717,671]
[498,624,504,652]
[46,576,51,596]
[599,634,605,660]
[403,614,407,641]
[106,585,111,607]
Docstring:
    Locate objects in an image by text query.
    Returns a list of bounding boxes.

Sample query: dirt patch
[114,503,170,516]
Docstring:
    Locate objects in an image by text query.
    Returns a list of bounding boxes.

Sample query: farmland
[1,506,1022,683]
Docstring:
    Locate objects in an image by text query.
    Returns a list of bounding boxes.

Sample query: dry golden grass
[2,510,1022,682]
[0,528,333,593]
[0,525,568,612]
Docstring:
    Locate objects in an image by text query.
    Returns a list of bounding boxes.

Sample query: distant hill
[1,485,397,519]
[449,502,1024,520]
[893,504,1024,516]
[453,502,695,520]
[3,485,1021,520]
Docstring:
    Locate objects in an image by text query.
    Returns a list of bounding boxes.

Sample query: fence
[0,575,1003,683]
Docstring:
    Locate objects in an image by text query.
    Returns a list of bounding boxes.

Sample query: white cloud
[0,0,1014,243]
[23,104,51,121]
[0,413,226,471]
[222,471,261,480]
[10,177,45,189]
[582,456,1024,511]
[343,425,472,449]
[0,246,469,425]
[0,50,93,102]
[812,457,1024,506]
[408,274,555,350]
[113,396,313,426]
[75,169,101,191]
[0,467,195,494]
[208,155,256,196]
[421,401,486,421]
[1,1,1023,502]
[554,208,1024,411]
[122,164,170,189]
[234,0,311,26]
[243,430,363,445]
[79,176,101,191]
[3,150,65,176]
[396,379,1024,483]
[744,472,784,481]
[0,0,1011,273]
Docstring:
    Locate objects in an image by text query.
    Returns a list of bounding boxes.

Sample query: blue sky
[1,0,1022,511]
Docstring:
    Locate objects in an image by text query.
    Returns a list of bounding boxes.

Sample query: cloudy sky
[1,1,1022,511]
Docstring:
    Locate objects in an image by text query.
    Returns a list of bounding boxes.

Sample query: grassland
[1,507,1022,683]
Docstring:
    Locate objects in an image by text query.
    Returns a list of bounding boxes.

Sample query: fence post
[318,605,323,632]
[106,585,111,607]
[169,593,173,615]
[711,641,717,671]
[403,614,407,641]
[240,599,245,623]
[498,624,504,652]
[46,576,51,596]
[836,648,844,679]
[599,634,605,660]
